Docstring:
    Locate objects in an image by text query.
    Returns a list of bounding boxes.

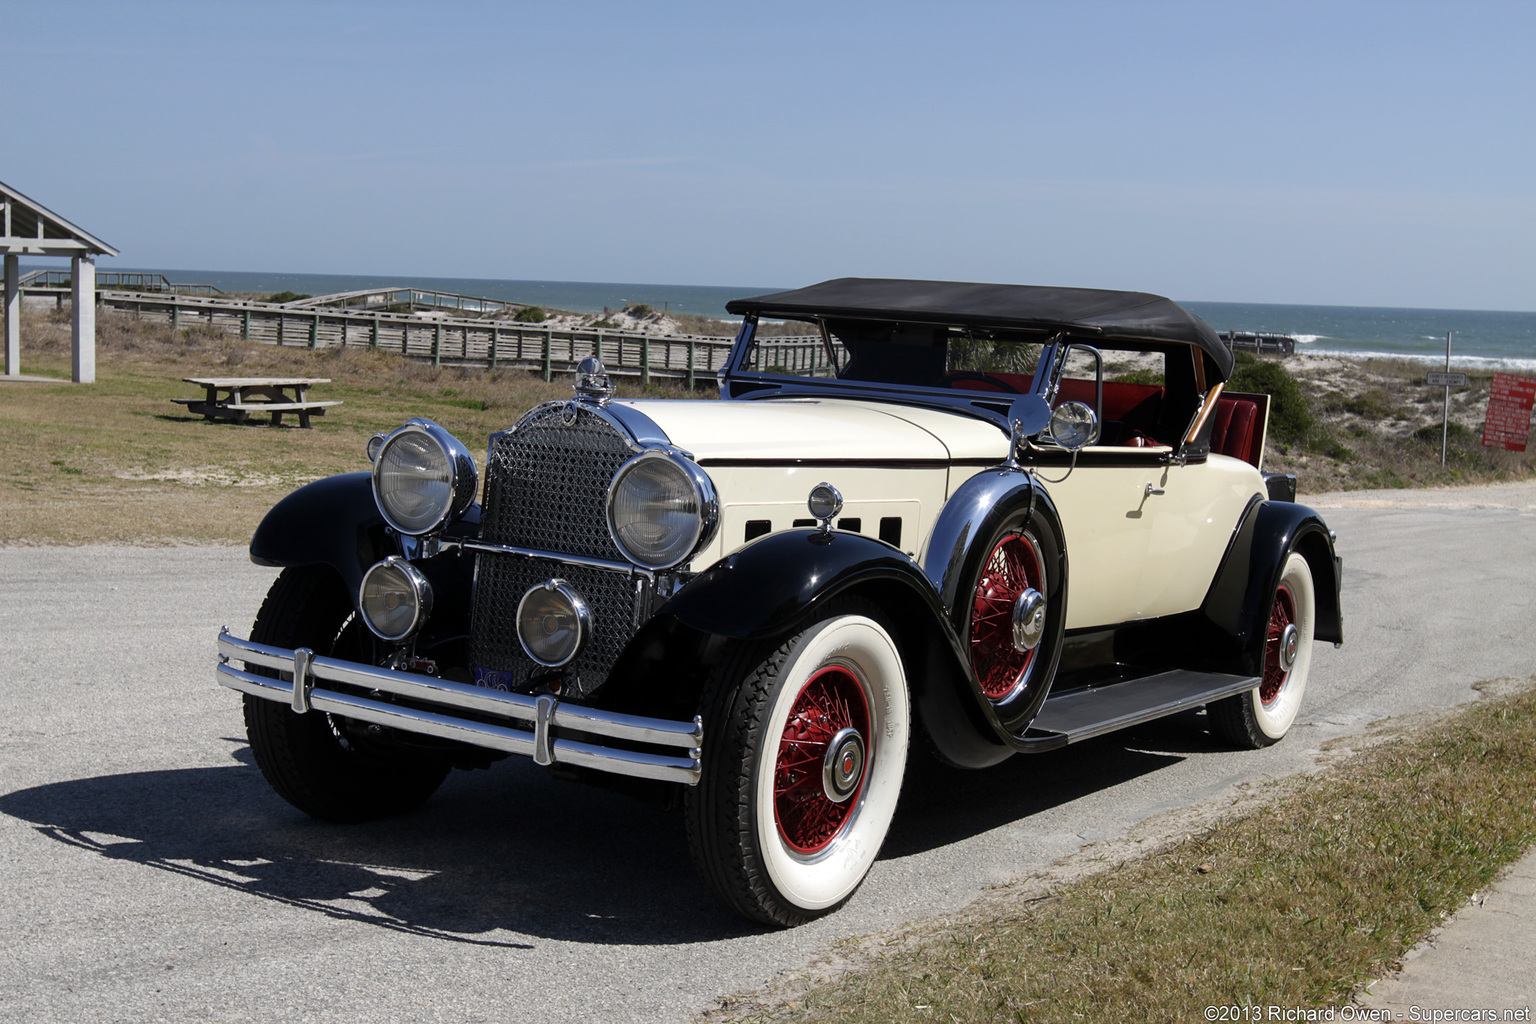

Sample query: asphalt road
[3,481,1535,1024]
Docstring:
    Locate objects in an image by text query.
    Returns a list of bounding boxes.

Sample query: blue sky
[4,1,1532,310]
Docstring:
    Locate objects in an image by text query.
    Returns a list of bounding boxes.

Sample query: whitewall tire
[687,606,910,926]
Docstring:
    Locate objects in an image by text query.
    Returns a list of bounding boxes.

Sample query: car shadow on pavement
[0,714,1229,946]
[887,730,1187,858]
[0,742,751,947]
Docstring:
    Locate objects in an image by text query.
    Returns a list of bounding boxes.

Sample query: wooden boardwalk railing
[100,291,828,388]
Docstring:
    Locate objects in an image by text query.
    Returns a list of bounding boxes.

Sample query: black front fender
[662,528,945,641]
[250,472,390,597]
[249,472,480,648]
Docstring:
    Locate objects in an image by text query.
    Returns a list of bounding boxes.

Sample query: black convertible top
[727,277,1232,379]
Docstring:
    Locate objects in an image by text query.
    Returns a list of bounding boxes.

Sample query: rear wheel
[243,565,449,822]
[686,605,910,927]
[1211,551,1316,748]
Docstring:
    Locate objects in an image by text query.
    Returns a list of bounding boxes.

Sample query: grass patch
[728,680,1536,1024]
[0,310,700,545]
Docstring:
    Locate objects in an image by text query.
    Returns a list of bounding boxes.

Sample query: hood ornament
[573,356,616,407]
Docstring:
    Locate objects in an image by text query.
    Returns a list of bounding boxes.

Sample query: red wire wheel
[1260,583,1296,705]
[773,666,870,854]
[970,532,1045,701]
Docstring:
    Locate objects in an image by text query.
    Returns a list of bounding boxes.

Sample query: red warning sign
[1482,373,1536,452]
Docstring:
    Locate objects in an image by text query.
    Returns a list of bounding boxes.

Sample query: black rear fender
[1199,499,1343,674]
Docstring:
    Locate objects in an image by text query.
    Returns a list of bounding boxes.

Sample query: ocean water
[97,267,1536,371]
[1184,301,1536,372]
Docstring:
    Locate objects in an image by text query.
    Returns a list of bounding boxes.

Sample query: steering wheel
[938,371,1021,394]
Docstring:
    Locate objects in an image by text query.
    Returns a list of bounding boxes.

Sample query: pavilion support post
[3,254,19,376]
[71,254,96,383]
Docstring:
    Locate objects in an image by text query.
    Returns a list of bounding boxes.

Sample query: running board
[1030,670,1260,745]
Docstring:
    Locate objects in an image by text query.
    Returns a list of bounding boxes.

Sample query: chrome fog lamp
[1047,401,1099,450]
[359,557,434,642]
[371,419,478,535]
[517,580,591,667]
[606,451,719,570]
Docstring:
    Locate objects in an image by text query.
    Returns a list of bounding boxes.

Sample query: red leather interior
[1211,398,1258,463]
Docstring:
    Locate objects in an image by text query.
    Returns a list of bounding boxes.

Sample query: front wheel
[1211,550,1316,748]
[686,606,910,927]
[243,565,450,822]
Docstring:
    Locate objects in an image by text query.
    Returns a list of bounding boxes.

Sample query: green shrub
[1414,421,1476,446]
[1225,353,1352,460]
[514,305,547,323]
[626,303,655,318]
[1227,354,1314,445]
[265,291,311,304]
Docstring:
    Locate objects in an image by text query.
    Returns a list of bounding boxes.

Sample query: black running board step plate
[1031,670,1260,745]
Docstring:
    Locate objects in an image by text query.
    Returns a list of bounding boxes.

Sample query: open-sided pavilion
[2,180,119,383]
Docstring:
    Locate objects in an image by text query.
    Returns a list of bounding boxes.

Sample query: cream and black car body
[219,278,1344,927]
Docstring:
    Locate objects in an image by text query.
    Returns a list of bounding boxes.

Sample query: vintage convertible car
[217,278,1343,927]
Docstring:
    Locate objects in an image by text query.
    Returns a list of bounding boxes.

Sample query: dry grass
[0,309,697,545]
[1264,356,1536,493]
[710,679,1536,1023]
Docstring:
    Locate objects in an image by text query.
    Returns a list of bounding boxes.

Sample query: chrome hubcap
[1279,623,1299,672]
[822,727,865,803]
[1011,588,1046,653]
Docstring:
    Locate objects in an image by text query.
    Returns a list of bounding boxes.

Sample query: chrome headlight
[517,579,590,667]
[370,419,478,535]
[606,450,718,570]
[359,557,433,642]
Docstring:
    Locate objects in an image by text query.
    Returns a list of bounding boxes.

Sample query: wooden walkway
[99,291,828,386]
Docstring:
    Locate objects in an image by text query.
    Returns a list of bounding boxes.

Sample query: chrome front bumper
[216,629,702,785]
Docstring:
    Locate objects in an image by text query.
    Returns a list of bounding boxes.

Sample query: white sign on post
[1427,371,1468,387]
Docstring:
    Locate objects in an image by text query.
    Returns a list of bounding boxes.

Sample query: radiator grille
[471,403,642,695]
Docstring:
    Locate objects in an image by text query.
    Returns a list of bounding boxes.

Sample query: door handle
[1145,483,1166,497]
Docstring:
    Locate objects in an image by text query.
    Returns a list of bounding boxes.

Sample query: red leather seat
[1211,398,1257,461]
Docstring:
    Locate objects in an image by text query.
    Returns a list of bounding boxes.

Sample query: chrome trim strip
[604,401,673,449]
[438,536,650,578]
[217,629,703,785]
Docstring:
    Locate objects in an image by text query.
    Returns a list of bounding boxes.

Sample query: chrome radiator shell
[469,403,644,694]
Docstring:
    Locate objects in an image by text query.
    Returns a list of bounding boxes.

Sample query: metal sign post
[1426,332,1469,467]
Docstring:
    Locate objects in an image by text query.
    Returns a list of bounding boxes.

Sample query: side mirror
[1006,394,1052,439]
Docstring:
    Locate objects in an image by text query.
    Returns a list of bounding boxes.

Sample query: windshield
[741,317,1053,391]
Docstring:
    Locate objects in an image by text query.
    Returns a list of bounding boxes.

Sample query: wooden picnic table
[174,377,342,428]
